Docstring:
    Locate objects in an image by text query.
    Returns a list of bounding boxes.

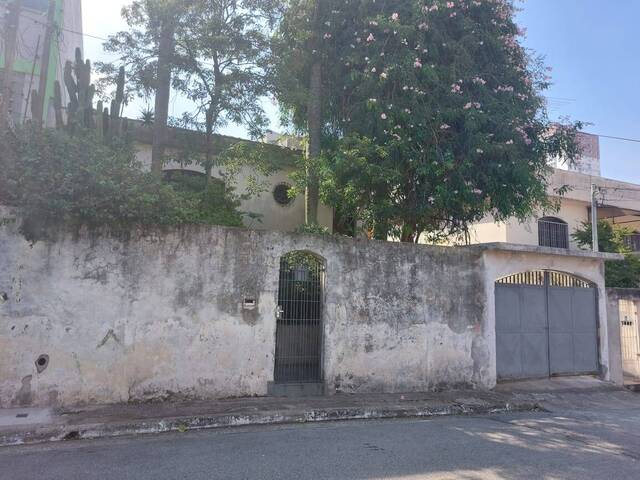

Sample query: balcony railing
[623,234,640,252]
[538,219,570,249]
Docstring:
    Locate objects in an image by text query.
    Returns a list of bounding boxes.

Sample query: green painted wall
[0,0,64,122]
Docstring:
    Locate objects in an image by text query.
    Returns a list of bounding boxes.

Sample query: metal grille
[496,270,599,380]
[548,271,592,288]
[496,271,545,286]
[538,218,569,249]
[623,234,640,252]
[274,252,324,383]
[620,300,640,362]
[497,271,593,289]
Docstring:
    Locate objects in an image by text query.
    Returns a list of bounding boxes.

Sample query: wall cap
[470,242,624,261]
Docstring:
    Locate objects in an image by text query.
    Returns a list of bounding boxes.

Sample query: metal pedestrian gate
[620,299,640,379]
[274,252,324,384]
[496,271,599,380]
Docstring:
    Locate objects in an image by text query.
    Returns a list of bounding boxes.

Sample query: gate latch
[276,305,284,320]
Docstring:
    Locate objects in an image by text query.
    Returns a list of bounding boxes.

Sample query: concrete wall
[0,216,617,408]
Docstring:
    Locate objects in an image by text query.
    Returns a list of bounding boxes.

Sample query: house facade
[129,122,334,234]
[467,133,640,252]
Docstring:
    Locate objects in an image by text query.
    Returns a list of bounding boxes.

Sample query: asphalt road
[2,394,640,480]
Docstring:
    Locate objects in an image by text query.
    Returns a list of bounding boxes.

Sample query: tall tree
[280,0,583,241]
[98,0,187,176]
[273,0,351,225]
[173,0,277,181]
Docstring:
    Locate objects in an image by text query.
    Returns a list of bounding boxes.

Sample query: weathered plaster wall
[0,218,491,407]
[0,216,616,408]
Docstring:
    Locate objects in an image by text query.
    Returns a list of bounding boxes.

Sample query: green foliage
[173,0,276,139]
[294,223,330,235]
[96,0,188,103]
[276,0,583,242]
[573,221,640,288]
[0,126,243,240]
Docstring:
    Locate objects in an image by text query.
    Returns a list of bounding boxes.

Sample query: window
[538,217,569,249]
[273,183,294,206]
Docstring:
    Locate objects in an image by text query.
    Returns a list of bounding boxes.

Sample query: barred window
[538,217,569,249]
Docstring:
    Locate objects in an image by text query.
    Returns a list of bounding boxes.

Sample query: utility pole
[591,183,599,253]
[33,0,56,127]
[0,0,23,129]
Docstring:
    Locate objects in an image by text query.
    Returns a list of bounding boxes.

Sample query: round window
[273,183,294,206]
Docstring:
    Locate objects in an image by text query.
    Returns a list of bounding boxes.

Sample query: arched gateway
[273,251,325,384]
[495,271,599,380]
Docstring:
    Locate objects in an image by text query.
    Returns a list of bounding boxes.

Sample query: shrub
[0,126,243,240]
[573,221,640,288]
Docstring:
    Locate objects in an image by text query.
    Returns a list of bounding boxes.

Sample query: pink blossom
[446,1,455,8]
[414,58,423,68]
[381,113,387,120]
[367,33,375,42]
[450,84,462,94]
[391,12,399,21]
[473,188,483,194]
[323,33,332,40]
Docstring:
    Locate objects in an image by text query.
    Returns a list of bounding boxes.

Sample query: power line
[15,9,640,147]
[18,11,107,41]
[591,134,640,144]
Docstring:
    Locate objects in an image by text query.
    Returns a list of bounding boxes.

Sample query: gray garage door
[496,271,599,380]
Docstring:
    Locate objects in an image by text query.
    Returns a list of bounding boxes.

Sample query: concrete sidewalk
[1,377,625,447]
[1,389,543,447]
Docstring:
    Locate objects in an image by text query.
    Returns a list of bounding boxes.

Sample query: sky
[81,0,640,184]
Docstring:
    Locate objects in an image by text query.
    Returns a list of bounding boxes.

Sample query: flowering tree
[280,0,583,242]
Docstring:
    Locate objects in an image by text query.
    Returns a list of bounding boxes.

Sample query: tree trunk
[305,1,322,225]
[151,17,176,177]
[204,104,217,187]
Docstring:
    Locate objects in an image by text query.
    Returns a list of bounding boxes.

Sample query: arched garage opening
[495,271,599,381]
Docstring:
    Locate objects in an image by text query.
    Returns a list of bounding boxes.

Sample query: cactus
[49,48,127,142]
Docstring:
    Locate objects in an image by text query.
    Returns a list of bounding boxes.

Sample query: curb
[0,401,540,447]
